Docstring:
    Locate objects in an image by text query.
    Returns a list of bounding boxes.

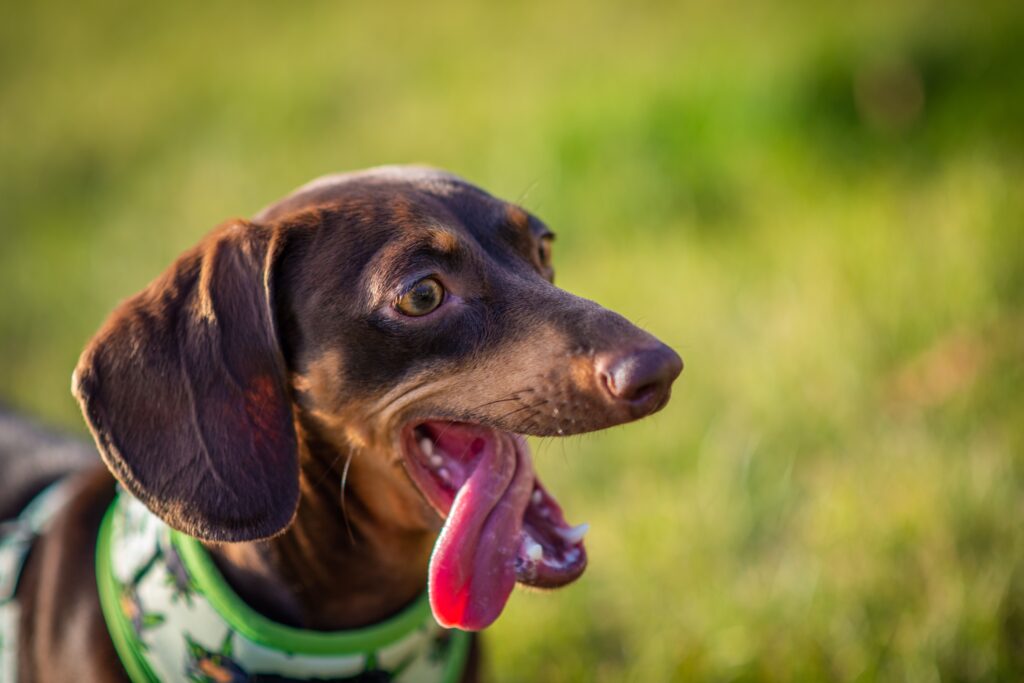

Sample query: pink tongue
[428,434,534,631]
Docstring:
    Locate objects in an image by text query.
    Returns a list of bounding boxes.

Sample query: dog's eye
[538,234,554,267]
[396,277,445,317]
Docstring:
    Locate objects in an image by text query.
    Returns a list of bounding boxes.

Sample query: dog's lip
[399,419,588,624]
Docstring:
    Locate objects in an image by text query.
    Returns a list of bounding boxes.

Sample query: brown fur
[15,166,681,681]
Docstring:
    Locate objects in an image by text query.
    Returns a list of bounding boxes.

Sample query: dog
[2,166,682,682]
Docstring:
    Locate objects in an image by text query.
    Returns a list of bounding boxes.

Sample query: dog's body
[0,407,98,520]
[4,167,681,682]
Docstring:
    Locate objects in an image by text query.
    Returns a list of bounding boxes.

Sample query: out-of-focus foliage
[2,1,1023,680]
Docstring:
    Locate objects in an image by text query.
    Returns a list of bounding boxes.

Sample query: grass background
[3,0,1024,680]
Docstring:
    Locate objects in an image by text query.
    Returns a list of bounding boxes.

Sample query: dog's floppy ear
[73,220,299,542]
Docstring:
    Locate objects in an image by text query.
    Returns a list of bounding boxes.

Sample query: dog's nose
[595,344,683,417]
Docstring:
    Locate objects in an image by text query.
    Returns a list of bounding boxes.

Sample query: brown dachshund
[7,166,681,681]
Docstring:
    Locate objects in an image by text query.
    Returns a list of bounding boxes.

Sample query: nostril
[598,369,616,397]
[628,382,659,405]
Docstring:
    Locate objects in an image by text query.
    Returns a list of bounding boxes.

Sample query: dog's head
[74,166,682,630]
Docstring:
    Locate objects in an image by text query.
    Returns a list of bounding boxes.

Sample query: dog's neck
[205,422,438,631]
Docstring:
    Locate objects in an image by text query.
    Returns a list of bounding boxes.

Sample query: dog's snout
[596,344,683,417]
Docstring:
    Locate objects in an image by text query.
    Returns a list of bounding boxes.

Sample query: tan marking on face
[296,350,346,414]
[306,403,375,451]
[569,354,597,390]
[389,194,419,225]
[342,421,372,451]
[505,204,530,232]
[295,351,390,453]
[424,226,461,253]
[291,374,312,394]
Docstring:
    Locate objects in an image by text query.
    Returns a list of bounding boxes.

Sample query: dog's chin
[399,420,587,631]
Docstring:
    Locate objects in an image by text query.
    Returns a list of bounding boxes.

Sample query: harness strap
[0,479,77,682]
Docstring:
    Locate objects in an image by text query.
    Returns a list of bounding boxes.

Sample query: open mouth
[401,420,588,631]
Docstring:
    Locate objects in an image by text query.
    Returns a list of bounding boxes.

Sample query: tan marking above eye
[424,227,460,254]
[396,277,445,316]
[505,205,530,230]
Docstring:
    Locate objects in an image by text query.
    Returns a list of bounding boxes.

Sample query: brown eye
[538,234,554,267]
[396,277,445,317]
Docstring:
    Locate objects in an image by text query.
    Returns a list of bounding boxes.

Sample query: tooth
[430,454,443,468]
[556,523,589,546]
[419,438,433,458]
[524,536,543,562]
[531,490,543,506]
[437,467,450,482]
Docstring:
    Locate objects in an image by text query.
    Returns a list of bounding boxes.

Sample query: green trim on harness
[169,531,435,655]
[96,491,472,682]
[96,500,160,683]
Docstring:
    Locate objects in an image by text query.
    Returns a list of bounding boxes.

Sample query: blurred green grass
[3,1,1024,680]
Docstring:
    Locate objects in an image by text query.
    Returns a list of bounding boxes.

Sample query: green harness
[96,490,471,682]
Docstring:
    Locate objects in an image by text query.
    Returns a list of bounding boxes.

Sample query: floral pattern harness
[2,484,470,682]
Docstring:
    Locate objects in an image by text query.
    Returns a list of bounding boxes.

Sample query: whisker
[312,444,347,489]
[374,377,433,410]
[307,439,359,545]
[427,389,534,445]
[517,178,541,206]
[339,449,357,545]
[460,387,538,418]
[495,399,548,423]
[511,410,541,434]
[468,394,529,411]
[422,397,548,461]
